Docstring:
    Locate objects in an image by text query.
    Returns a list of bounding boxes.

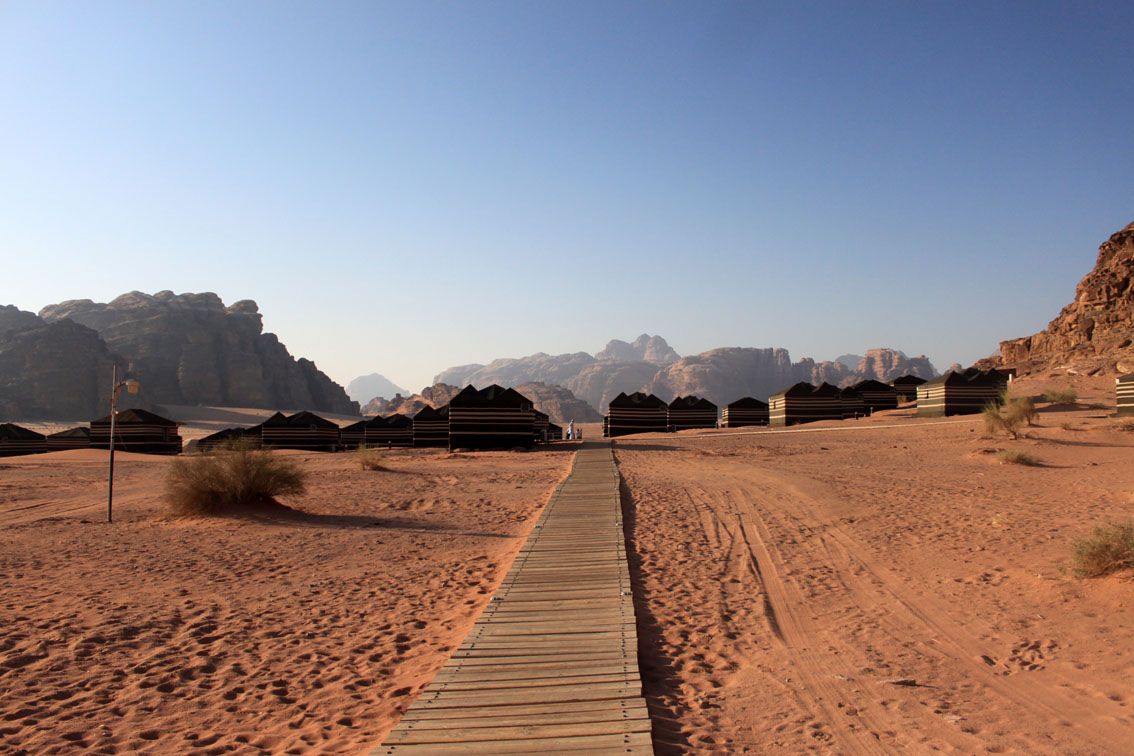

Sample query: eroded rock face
[369,384,464,418]
[995,223,1134,374]
[514,382,602,423]
[595,334,679,365]
[38,291,358,414]
[565,361,662,413]
[0,315,123,420]
[855,349,937,383]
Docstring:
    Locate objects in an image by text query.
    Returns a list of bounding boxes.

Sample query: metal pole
[108,364,117,524]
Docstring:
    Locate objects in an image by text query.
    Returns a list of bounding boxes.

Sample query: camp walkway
[375,441,653,755]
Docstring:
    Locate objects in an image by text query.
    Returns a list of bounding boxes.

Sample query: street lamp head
[125,380,140,395]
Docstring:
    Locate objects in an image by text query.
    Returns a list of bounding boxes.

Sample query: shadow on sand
[615,462,695,756]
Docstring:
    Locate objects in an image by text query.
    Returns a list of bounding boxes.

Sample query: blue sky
[2,1,1131,392]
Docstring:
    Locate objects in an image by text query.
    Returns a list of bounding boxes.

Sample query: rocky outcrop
[0,305,42,335]
[367,384,464,418]
[565,361,662,413]
[993,223,1134,375]
[434,338,937,413]
[595,334,679,365]
[347,373,407,405]
[647,347,938,408]
[514,382,603,423]
[433,363,485,387]
[0,314,124,420]
[37,291,358,415]
[854,349,937,383]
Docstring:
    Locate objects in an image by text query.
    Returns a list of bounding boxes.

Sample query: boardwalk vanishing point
[375,441,654,755]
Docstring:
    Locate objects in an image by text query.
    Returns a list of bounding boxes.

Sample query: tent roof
[385,413,413,428]
[608,391,667,409]
[769,382,815,399]
[92,408,177,426]
[48,427,90,439]
[726,397,769,409]
[450,384,534,408]
[890,375,928,386]
[283,411,338,429]
[0,423,45,440]
[341,420,367,432]
[201,427,246,442]
[850,379,894,392]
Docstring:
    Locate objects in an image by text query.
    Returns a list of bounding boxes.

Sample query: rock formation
[594,334,679,365]
[433,338,937,413]
[346,373,407,405]
[39,291,358,415]
[991,223,1134,375]
[0,313,124,420]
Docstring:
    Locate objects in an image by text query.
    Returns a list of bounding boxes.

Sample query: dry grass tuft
[164,441,306,515]
[358,443,387,471]
[995,449,1040,466]
[983,393,1038,439]
[1113,417,1134,433]
[1043,386,1079,404]
[1071,521,1134,578]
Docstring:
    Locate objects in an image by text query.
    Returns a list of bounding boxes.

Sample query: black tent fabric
[0,423,46,457]
[722,397,769,427]
[90,409,182,454]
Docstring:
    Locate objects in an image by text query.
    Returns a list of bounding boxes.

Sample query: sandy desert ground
[2,373,1132,755]
[616,374,1133,755]
[0,445,573,755]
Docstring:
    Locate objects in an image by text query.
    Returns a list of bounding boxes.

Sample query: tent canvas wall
[0,423,46,457]
[604,392,668,437]
[890,375,927,402]
[721,397,769,427]
[448,385,536,450]
[916,368,1008,417]
[838,388,866,420]
[849,379,899,414]
[46,426,90,451]
[366,414,414,447]
[339,420,367,450]
[1117,373,1134,416]
[667,395,718,431]
[413,405,449,447]
[90,408,182,454]
[260,411,340,451]
[769,382,843,427]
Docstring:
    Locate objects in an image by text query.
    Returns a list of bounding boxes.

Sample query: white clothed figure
[567,420,575,440]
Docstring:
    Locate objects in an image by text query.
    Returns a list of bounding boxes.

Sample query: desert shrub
[357,443,387,471]
[995,449,1039,466]
[982,402,1020,439]
[1004,394,1038,426]
[1043,387,1078,404]
[164,441,306,515]
[1071,521,1134,578]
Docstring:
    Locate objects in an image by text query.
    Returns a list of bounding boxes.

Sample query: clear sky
[3,1,1131,392]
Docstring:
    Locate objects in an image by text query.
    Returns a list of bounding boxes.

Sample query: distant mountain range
[432,335,938,413]
[0,291,358,420]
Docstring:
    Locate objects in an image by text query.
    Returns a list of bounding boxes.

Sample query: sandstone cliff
[993,223,1134,375]
[0,314,124,420]
[595,334,679,365]
[39,291,358,415]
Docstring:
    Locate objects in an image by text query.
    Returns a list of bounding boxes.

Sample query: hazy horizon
[4,2,1131,391]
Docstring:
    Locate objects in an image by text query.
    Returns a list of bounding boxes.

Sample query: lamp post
[107,364,140,523]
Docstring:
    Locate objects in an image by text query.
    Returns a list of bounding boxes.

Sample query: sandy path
[0,446,574,756]
[617,380,1134,755]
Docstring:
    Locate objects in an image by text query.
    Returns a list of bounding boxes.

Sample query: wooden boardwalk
[375,441,653,755]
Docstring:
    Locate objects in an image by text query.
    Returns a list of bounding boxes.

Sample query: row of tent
[601,371,1025,436]
[4,372,1131,457]
[0,385,565,458]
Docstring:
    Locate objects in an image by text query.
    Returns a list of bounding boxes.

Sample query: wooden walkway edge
[374,441,654,755]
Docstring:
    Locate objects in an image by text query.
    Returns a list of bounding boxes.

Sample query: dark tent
[367,413,414,447]
[916,368,1008,417]
[1118,373,1134,417]
[260,411,340,451]
[721,397,769,428]
[0,423,46,457]
[90,408,182,454]
[46,426,91,451]
[196,427,249,453]
[604,392,668,437]
[547,421,563,441]
[667,395,718,431]
[838,387,866,419]
[769,382,843,427]
[448,385,536,450]
[890,375,927,402]
[850,379,899,414]
[413,405,449,448]
[339,420,367,450]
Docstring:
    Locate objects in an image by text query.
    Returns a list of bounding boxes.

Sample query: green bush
[164,442,306,515]
[1071,521,1134,578]
[1043,387,1078,404]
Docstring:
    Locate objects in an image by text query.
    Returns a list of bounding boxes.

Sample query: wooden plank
[373,442,653,755]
